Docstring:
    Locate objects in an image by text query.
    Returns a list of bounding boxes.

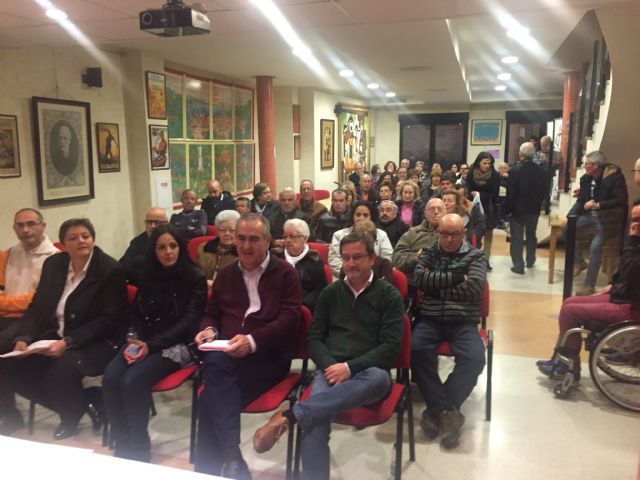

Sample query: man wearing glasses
[119,207,167,285]
[411,213,487,450]
[0,208,58,431]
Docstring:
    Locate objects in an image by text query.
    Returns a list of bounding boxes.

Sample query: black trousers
[0,317,22,415]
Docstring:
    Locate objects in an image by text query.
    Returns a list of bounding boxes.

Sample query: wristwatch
[62,336,74,348]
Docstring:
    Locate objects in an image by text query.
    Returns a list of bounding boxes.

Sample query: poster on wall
[234,88,253,140]
[146,71,167,120]
[338,107,369,181]
[0,114,20,178]
[170,143,186,203]
[214,144,235,193]
[236,144,254,193]
[185,78,210,140]
[320,119,334,169]
[149,124,169,170]
[32,97,94,205]
[471,120,502,145]
[188,144,212,199]
[166,72,183,139]
[212,84,233,140]
[96,122,120,173]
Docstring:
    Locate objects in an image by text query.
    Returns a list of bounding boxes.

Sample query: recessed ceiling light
[501,56,519,64]
[385,91,396,98]
[339,69,354,78]
[494,85,507,91]
[46,8,67,21]
[506,26,530,40]
[497,73,511,81]
[366,83,379,90]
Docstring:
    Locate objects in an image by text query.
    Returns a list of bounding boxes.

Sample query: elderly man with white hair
[505,142,549,274]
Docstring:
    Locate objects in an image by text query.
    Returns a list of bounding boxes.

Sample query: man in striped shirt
[411,213,487,449]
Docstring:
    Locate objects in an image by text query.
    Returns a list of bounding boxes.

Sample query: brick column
[560,71,581,191]
[256,76,276,190]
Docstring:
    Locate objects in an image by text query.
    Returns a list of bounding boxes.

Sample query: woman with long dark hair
[102,223,207,462]
[467,152,500,260]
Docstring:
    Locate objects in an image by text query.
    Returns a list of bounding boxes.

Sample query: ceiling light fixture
[497,73,511,81]
[46,8,68,21]
[339,69,354,78]
[366,83,379,90]
[494,85,507,91]
[506,26,530,40]
[385,91,396,98]
[501,56,519,64]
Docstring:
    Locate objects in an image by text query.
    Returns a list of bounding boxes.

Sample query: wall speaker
[82,67,103,88]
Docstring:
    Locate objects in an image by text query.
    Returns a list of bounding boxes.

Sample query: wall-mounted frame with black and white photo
[32,97,94,205]
[0,114,21,178]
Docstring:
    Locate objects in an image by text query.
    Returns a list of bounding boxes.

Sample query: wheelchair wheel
[589,323,640,412]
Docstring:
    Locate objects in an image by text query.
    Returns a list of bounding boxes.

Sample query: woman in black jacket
[102,224,207,462]
[467,151,500,259]
[0,218,127,439]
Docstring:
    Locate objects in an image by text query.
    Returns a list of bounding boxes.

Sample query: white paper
[0,339,57,358]
[198,340,230,351]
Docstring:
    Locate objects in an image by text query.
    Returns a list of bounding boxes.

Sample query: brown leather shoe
[253,409,290,454]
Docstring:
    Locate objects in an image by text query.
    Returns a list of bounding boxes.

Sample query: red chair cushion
[243,373,301,413]
[151,364,198,392]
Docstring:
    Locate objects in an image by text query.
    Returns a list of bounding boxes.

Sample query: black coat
[314,209,351,243]
[610,235,640,304]
[132,263,207,353]
[506,159,549,218]
[119,232,148,286]
[272,248,327,311]
[467,168,500,229]
[377,217,409,247]
[15,247,127,376]
[200,191,235,225]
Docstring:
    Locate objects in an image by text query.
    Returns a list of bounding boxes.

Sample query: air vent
[400,65,431,72]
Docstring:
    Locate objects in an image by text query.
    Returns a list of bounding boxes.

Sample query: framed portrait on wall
[146,71,167,120]
[32,97,94,205]
[149,124,170,170]
[96,122,120,173]
[320,119,334,169]
[0,114,20,178]
[471,119,502,145]
[337,106,369,181]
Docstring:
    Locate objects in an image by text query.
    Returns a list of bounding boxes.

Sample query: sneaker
[602,351,632,366]
[573,261,588,277]
[536,359,581,382]
[420,409,440,440]
[439,408,465,449]
[575,284,595,296]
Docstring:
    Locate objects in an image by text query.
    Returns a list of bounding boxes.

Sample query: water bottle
[126,327,140,356]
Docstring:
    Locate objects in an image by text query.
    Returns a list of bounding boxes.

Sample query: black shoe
[0,409,25,435]
[85,402,105,432]
[221,458,252,480]
[53,422,78,440]
[510,266,525,275]
[526,262,535,268]
[439,408,465,450]
[420,409,440,440]
[487,263,493,272]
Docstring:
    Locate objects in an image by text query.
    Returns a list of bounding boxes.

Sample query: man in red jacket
[193,213,302,479]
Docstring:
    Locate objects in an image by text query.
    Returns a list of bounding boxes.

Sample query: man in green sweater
[252,231,404,479]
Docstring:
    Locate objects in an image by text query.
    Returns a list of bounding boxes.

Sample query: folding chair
[187,235,217,262]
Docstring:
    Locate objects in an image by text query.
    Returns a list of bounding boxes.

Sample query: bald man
[634,158,640,200]
[201,180,235,225]
[411,213,487,450]
[119,207,168,285]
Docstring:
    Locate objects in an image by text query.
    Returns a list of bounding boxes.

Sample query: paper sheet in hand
[0,339,57,358]
[198,340,230,351]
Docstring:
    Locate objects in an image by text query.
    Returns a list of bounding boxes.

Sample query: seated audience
[348,162,364,189]
[103,224,207,462]
[252,231,404,480]
[425,173,441,199]
[0,218,127,439]
[296,179,328,232]
[339,220,393,282]
[201,180,235,226]
[193,213,302,478]
[396,166,408,182]
[377,172,396,191]
[537,200,640,378]
[370,163,382,183]
[456,164,469,188]
[400,158,410,169]
[328,201,393,278]
[251,182,279,220]
[341,181,357,210]
[119,207,168,285]
[378,182,394,203]
[170,189,207,240]
[314,189,350,243]
[376,200,409,248]
[196,210,240,289]
[235,196,252,215]
[384,160,397,173]
[270,187,307,242]
[272,219,327,311]
[450,163,460,177]
[438,171,457,193]
[411,213,487,449]
[396,180,424,227]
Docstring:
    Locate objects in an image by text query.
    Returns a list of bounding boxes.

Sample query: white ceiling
[0,0,631,105]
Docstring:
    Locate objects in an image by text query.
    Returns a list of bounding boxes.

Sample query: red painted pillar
[560,71,581,191]
[256,76,276,191]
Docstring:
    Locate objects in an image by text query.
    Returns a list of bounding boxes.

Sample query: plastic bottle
[126,327,140,356]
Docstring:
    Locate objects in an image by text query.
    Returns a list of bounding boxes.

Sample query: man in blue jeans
[411,213,487,449]
[252,231,404,480]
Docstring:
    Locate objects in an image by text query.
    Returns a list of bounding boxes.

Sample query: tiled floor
[6,229,640,479]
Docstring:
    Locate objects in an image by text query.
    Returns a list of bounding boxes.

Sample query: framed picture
[293,135,301,160]
[0,114,20,178]
[146,71,167,120]
[149,124,170,170]
[337,108,368,180]
[96,122,120,173]
[320,119,334,169]
[471,119,503,145]
[32,97,94,205]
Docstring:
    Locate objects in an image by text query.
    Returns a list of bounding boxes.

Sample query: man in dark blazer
[193,213,302,479]
[119,207,167,285]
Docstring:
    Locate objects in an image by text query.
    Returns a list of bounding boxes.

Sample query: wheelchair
[547,320,640,412]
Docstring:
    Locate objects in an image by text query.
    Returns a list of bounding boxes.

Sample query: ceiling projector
[139,0,211,37]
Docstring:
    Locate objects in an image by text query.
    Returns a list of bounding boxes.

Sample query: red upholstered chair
[307,242,328,263]
[53,241,64,251]
[294,314,415,480]
[323,264,333,284]
[206,225,218,236]
[312,190,330,201]
[187,235,217,262]
[391,268,408,301]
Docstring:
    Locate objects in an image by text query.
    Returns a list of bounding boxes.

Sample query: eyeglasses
[283,234,305,240]
[14,221,43,229]
[144,220,168,226]
[341,254,369,263]
[438,230,464,238]
[218,228,236,235]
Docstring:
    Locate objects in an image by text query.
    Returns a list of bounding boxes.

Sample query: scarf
[472,167,492,186]
[284,243,309,267]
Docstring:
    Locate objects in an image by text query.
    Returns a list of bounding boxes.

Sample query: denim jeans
[411,319,485,415]
[293,368,392,480]
[572,213,604,286]
[510,213,540,270]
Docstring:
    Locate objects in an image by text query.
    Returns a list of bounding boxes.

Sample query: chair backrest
[206,225,218,236]
[481,280,490,328]
[53,241,64,251]
[323,264,333,284]
[187,235,217,262]
[391,268,408,300]
[308,242,328,263]
[295,190,330,202]
[126,285,138,305]
[295,305,313,360]
[396,314,412,369]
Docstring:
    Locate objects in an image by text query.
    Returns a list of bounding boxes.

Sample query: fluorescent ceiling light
[46,8,67,21]
[494,85,507,91]
[506,26,530,40]
[501,56,519,64]
[385,91,396,98]
[366,83,379,89]
[497,73,511,81]
[339,69,354,77]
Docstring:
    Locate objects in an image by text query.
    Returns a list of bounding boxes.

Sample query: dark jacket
[377,217,409,247]
[506,158,549,217]
[272,248,327,311]
[396,199,425,227]
[296,199,328,232]
[200,191,235,225]
[269,206,308,241]
[610,235,640,304]
[314,209,351,243]
[170,210,208,240]
[251,199,280,221]
[15,247,127,375]
[574,164,628,215]
[119,232,148,286]
[132,263,207,353]
[467,168,500,229]
[358,188,380,205]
